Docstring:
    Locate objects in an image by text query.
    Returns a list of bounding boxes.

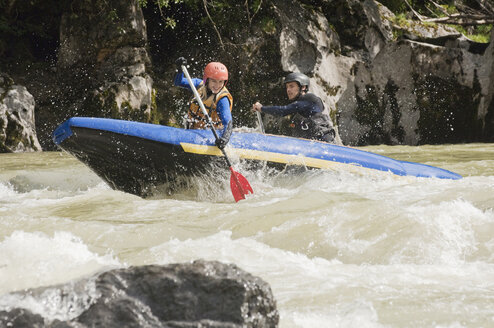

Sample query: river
[1,143,493,327]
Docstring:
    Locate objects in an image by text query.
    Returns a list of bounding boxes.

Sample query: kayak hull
[53,117,461,197]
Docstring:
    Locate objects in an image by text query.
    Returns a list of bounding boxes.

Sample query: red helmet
[203,62,228,85]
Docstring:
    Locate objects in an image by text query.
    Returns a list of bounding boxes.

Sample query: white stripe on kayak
[179,142,379,174]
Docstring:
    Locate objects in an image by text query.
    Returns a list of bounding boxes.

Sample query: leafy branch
[202,0,225,50]
[245,0,263,25]
[138,0,183,28]
[405,0,494,26]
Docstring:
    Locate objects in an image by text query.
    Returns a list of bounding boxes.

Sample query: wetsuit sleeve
[173,72,202,90]
[214,97,233,149]
[261,100,313,117]
[216,97,232,137]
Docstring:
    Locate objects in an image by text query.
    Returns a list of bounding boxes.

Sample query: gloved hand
[215,136,228,150]
[251,102,262,112]
[215,121,232,150]
[175,57,187,68]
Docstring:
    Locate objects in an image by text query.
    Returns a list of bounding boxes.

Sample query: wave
[0,231,121,295]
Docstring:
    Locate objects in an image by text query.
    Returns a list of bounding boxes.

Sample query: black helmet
[284,72,310,90]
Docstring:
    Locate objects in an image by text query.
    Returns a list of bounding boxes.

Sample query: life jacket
[187,84,233,129]
[288,93,335,142]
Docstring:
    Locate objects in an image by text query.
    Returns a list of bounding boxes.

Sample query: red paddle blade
[229,167,253,202]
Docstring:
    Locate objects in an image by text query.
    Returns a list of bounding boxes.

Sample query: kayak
[52,117,462,197]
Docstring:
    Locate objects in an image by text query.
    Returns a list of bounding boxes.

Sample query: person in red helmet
[174,57,233,149]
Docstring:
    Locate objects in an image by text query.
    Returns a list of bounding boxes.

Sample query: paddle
[256,111,265,134]
[181,64,253,202]
[254,109,268,171]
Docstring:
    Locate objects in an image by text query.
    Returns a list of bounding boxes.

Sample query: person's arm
[261,100,312,117]
[215,97,233,149]
[173,72,202,90]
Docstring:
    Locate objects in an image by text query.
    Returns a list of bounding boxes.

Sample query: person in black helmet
[252,72,335,143]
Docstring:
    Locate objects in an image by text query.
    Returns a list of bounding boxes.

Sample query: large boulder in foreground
[0,260,279,328]
[0,74,41,153]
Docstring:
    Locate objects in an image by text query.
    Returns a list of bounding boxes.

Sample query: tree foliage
[137,0,264,46]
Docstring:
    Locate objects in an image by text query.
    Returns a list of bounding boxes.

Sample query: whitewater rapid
[1,144,493,327]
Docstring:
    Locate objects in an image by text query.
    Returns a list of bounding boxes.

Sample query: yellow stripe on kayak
[179,142,373,172]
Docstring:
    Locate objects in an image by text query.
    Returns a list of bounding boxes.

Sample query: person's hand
[215,136,228,150]
[251,102,262,112]
[175,57,187,69]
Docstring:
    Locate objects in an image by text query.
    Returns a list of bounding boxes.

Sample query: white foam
[0,278,100,322]
[288,299,384,328]
[0,231,121,294]
[146,230,494,326]
[391,199,493,265]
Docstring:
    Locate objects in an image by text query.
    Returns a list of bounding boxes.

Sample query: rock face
[50,0,154,139]
[0,74,41,152]
[257,0,494,145]
[60,0,153,118]
[338,36,489,145]
[269,0,350,143]
[3,0,494,148]
[0,260,279,328]
[333,0,494,145]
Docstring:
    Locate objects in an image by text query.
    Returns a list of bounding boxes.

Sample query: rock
[0,74,42,153]
[0,260,279,328]
[4,0,494,147]
[57,0,154,123]
[337,28,494,145]
[30,0,156,150]
[327,0,494,145]
[269,0,346,143]
[477,28,494,139]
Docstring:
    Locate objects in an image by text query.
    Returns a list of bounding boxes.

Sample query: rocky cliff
[0,0,493,151]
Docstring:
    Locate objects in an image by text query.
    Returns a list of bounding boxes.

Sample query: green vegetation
[137,0,184,28]
[261,17,277,35]
[138,0,266,33]
[378,0,409,13]
[392,13,412,29]
[381,0,492,43]
[451,24,492,43]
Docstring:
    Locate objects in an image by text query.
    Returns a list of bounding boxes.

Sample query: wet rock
[332,0,494,145]
[264,0,468,145]
[0,260,279,328]
[337,28,494,145]
[269,0,346,143]
[0,74,42,153]
[57,0,154,123]
[4,0,494,147]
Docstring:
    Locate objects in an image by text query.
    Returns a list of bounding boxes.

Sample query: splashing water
[1,144,494,327]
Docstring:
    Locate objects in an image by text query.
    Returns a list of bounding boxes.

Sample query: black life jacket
[289,93,335,142]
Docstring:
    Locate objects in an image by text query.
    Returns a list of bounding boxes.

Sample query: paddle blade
[229,167,253,202]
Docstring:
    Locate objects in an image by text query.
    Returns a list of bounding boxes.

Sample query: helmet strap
[295,84,307,99]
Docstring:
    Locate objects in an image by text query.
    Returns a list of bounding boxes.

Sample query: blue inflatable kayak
[52,117,461,197]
